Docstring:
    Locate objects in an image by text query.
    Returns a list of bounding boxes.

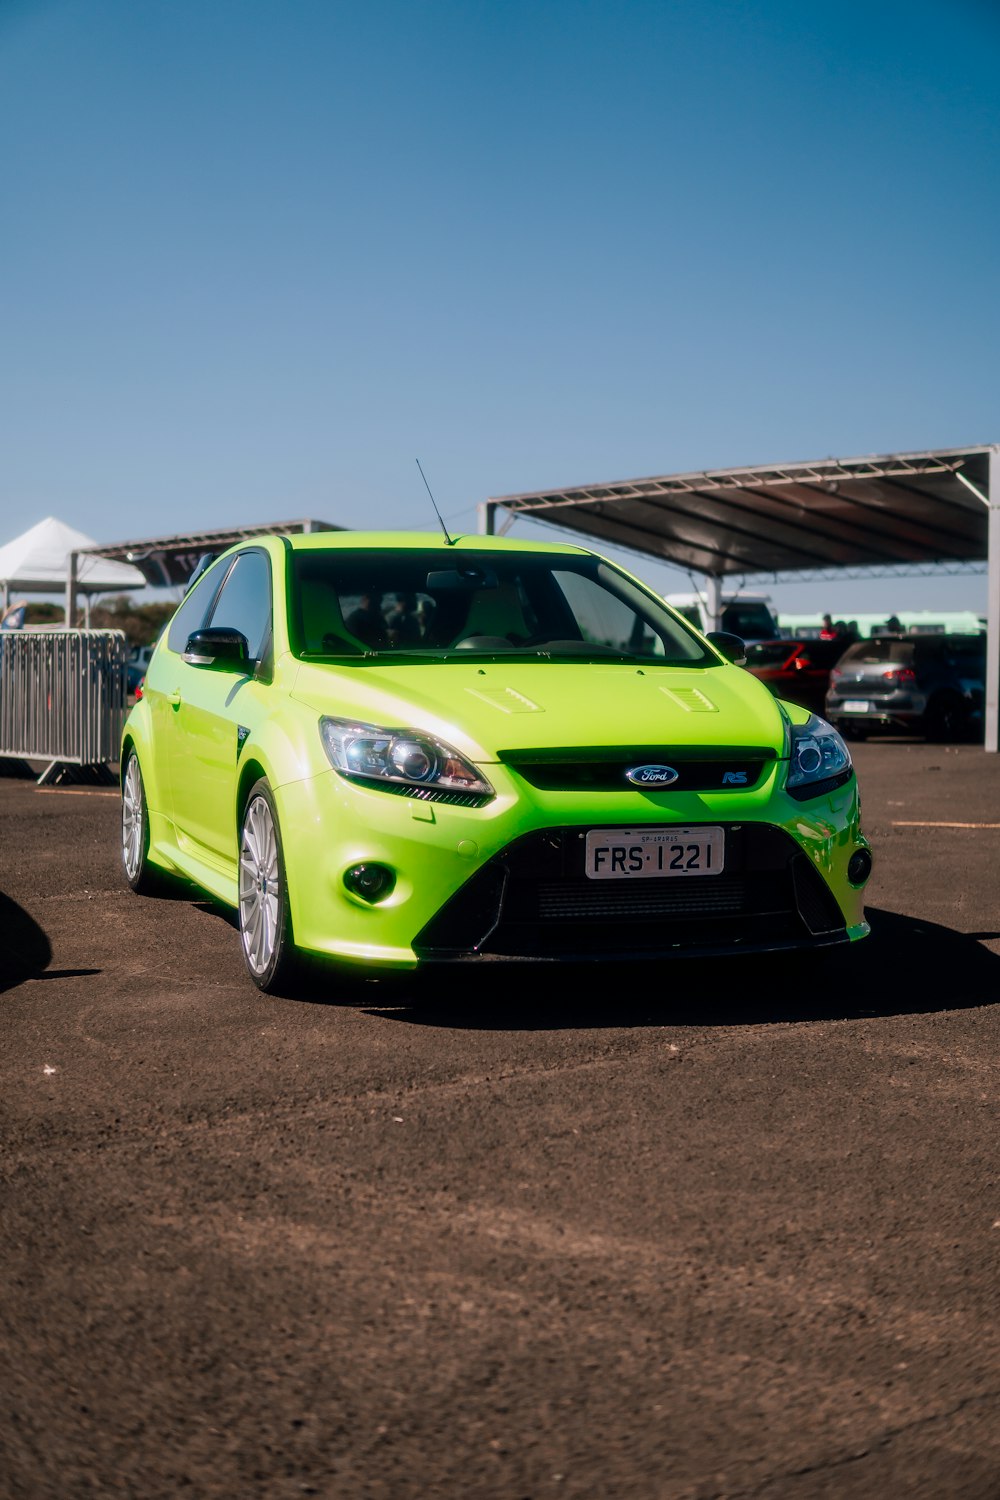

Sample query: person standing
[344,590,388,647]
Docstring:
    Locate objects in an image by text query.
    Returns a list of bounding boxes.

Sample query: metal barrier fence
[0,629,127,784]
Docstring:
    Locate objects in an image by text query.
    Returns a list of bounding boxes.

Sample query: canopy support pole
[65,551,78,628]
[479,500,515,536]
[985,447,999,753]
[704,575,723,633]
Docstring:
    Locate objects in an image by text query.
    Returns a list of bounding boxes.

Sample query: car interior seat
[298,577,350,652]
[454,584,530,645]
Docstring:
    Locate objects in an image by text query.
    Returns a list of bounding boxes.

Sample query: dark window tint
[721,604,778,639]
[166,558,229,653]
[289,548,712,663]
[839,638,916,667]
[810,639,855,667]
[207,550,272,660]
[946,637,986,666]
[746,642,796,666]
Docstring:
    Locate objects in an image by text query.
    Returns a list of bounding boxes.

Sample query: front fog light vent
[847,849,873,887]
[344,863,396,903]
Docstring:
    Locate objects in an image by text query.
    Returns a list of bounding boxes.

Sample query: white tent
[0,515,146,624]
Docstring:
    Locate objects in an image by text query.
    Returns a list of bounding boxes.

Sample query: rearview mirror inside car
[425,565,499,592]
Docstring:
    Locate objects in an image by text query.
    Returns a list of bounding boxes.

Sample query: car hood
[289,657,789,760]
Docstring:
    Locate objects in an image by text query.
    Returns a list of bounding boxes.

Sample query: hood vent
[466,687,542,714]
[658,685,718,713]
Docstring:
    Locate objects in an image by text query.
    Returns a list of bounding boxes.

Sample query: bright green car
[120,530,872,993]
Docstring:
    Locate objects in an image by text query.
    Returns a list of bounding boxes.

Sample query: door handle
[169,688,182,708]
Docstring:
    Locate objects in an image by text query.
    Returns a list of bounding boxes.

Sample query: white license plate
[843,699,870,712]
[585,826,724,880]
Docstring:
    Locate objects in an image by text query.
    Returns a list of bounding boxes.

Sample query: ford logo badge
[626,764,679,787]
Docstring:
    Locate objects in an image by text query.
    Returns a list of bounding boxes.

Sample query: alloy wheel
[122,755,144,882]
[239,795,281,976]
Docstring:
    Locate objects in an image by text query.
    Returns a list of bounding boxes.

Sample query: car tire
[238,778,303,996]
[121,749,167,895]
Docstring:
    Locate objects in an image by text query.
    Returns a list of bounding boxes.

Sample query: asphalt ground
[1,740,999,1500]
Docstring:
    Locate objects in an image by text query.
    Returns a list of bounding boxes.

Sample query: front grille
[414,825,847,962]
[497,747,774,794]
[534,878,750,920]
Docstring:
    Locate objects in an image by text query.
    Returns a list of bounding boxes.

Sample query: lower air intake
[414,824,847,961]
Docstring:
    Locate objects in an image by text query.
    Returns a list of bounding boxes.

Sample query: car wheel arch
[120,728,161,805]
[120,732,137,794]
[236,756,271,830]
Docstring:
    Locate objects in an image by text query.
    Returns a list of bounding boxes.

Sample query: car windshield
[289,548,715,666]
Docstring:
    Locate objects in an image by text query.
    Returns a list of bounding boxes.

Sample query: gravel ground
[1,740,999,1500]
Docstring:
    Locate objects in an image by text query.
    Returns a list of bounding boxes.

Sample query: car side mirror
[706,630,747,666]
[183,626,250,670]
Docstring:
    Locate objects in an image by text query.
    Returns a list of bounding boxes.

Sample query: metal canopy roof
[486,445,993,584]
[486,443,1000,754]
[80,517,340,588]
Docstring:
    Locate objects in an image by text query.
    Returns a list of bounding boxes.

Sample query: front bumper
[414,821,863,961]
[275,763,871,969]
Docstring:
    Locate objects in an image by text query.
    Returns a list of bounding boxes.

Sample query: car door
[144,556,229,815]
[165,549,272,864]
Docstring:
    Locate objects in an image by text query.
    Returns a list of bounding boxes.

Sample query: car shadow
[359,908,1000,1029]
[175,899,1000,1023]
[0,891,52,992]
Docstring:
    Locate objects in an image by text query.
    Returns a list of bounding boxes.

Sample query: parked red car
[744,636,853,717]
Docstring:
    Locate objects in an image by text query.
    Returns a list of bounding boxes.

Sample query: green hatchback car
[120,530,872,993]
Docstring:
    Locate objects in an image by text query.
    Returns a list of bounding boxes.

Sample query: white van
[664,591,781,643]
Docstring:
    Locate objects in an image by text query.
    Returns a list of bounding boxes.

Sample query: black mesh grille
[414,823,848,961]
[532,876,757,920]
[498,749,773,793]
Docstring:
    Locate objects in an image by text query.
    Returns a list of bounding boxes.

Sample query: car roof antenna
[416,458,456,546]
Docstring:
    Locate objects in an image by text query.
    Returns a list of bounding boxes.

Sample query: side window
[166,558,228,654]
[207,550,272,661]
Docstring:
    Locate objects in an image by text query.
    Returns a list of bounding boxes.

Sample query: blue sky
[2,0,998,618]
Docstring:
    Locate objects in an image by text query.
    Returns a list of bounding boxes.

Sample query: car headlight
[787,714,852,790]
[319,716,494,797]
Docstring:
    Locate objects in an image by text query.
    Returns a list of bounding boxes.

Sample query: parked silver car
[824,633,986,741]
